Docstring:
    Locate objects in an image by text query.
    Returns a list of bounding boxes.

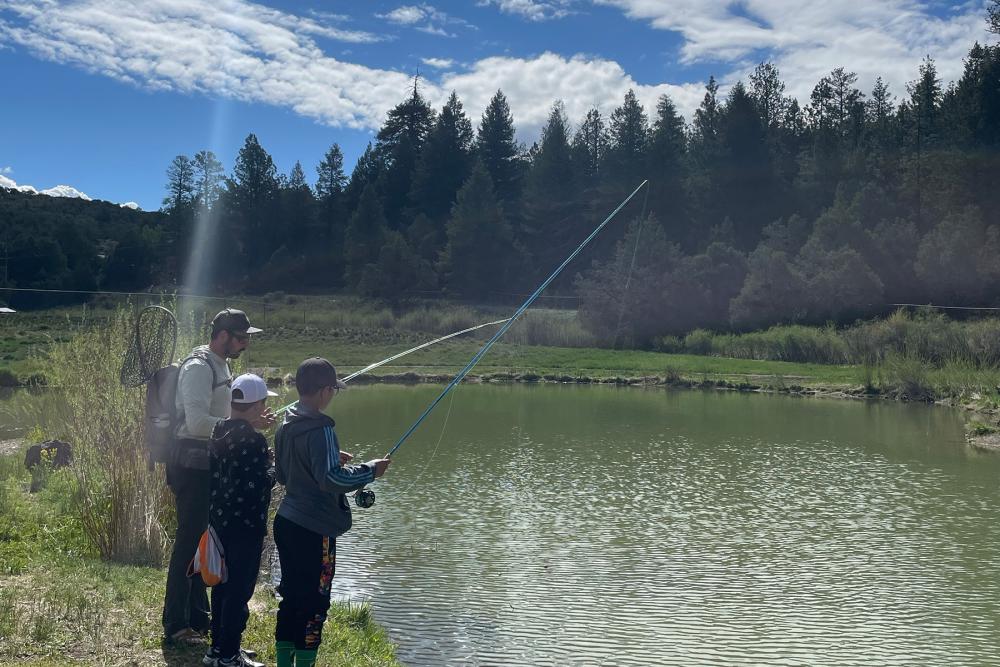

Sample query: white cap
[231,373,279,403]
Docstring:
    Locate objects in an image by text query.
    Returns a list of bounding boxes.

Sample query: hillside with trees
[3,36,1000,346]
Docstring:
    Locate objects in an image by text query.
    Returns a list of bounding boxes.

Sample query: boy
[204,373,277,667]
[273,357,391,667]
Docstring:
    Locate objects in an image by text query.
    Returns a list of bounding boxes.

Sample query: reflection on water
[324,385,999,666]
[7,384,998,665]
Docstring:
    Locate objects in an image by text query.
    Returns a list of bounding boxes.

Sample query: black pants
[162,460,211,636]
[211,530,264,657]
[274,514,337,651]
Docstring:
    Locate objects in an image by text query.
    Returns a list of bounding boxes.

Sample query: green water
[5,383,998,665]
[315,384,999,666]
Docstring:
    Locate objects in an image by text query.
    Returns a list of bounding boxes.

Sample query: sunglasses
[228,331,250,343]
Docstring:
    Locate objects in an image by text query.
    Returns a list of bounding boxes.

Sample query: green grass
[8,297,1000,405]
[0,443,399,666]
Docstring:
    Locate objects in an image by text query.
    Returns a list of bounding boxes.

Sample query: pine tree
[343,185,388,286]
[476,90,523,205]
[192,151,224,211]
[163,155,194,214]
[280,161,316,248]
[571,108,607,187]
[375,80,436,227]
[749,62,787,131]
[344,143,381,214]
[647,94,687,242]
[316,143,347,246]
[604,89,649,187]
[439,161,514,299]
[866,77,895,147]
[521,102,577,282]
[719,82,775,248]
[230,133,280,267]
[409,91,474,222]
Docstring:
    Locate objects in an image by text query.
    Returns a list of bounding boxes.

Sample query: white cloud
[0,0,989,150]
[120,201,140,210]
[40,184,92,200]
[0,173,94,199]
[380,6,425,25]
[422,56,455,69]
[0,0,691,134]
[479,0,573,21]
[442,52,705,137]
[0,166,11,174]
[0,0,414,130]
[377,4,474,37]
[593,0,992,103]
[0,173,37,194]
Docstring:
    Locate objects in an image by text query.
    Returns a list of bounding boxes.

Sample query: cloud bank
[0,0,992,139]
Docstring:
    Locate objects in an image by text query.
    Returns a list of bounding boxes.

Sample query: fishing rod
[353,180,649,509]
[274,317,510,415]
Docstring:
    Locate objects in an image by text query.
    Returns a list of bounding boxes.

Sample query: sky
[0,0,995,211]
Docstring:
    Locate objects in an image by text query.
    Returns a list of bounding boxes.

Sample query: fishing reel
[354,487,376,508]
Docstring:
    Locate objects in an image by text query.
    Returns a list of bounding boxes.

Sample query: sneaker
[217,652,265,667]
[204,646,260,666]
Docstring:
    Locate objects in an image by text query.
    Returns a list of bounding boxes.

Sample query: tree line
[3,29,1000,346]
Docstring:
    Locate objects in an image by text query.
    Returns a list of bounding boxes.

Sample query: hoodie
[209,418,274,538]
[274,402,376,538]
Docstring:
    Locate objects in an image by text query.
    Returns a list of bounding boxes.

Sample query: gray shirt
[175,344,232,441]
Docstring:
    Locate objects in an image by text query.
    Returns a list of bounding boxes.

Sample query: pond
[5,383,998,665]
[321,384,998,666]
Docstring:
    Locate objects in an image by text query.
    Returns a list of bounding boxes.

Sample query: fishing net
[120,305,178,387]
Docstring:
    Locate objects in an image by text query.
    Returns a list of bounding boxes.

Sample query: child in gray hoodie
[272,357,390,667]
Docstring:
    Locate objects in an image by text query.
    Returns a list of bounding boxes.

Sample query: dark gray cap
[212,308,262,336]
[295,357,347,395]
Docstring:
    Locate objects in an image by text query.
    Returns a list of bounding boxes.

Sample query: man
[162,308,275,648]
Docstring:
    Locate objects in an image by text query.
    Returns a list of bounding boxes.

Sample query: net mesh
[119,305,177,387]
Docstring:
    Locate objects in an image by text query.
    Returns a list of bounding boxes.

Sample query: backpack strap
[180,352,229,391]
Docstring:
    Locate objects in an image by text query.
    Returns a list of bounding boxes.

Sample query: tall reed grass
[43,306,179,565]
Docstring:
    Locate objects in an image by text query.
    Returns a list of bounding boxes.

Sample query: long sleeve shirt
[175,345,232,441]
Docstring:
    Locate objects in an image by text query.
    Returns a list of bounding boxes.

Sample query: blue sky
[0,0,993,210]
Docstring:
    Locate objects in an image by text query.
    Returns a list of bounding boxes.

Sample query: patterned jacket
[210,418,275,538]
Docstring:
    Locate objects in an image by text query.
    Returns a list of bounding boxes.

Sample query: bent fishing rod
[349,181,649,509]
[273,317,510,415]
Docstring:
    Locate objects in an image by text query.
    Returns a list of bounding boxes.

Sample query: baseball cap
[212,308,263,336]
[231,373,279,403]
[295,357,348,396]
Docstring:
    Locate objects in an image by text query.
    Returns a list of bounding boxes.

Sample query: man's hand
[366,458,392,479]
[251,407,277,430]
[340,451,354,465]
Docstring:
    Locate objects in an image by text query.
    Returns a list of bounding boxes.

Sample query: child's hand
[340,451,354,465]
[250,408,277,430]
[367,458,391,479]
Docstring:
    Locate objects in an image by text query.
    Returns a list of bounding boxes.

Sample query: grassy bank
[0,443,399,666]
[4,297,1000,407]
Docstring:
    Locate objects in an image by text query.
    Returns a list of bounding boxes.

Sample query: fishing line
[274,317,509,415]
[375,387,458,504]
[384,180,649,460]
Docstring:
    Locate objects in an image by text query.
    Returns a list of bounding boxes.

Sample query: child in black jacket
[204,373,277,667]
[272,357,391,667]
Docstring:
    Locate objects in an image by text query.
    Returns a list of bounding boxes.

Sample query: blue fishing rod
[353,180,649,508]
